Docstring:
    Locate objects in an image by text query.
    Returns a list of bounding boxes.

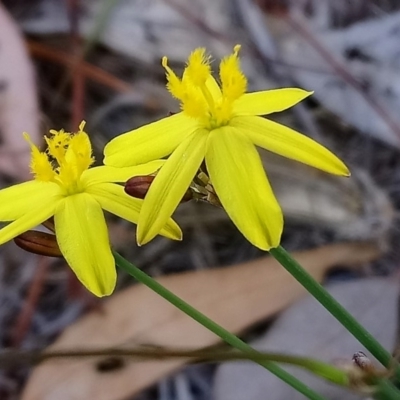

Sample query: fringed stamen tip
[233,44,241,55]
[78,120,86,132]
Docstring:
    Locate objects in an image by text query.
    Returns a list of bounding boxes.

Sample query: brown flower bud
[14,230,62,257]
[125,175,193,202]
[125,175,154,199]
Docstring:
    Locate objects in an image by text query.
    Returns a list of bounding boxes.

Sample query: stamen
[162,56,185,101]
[23,133,54,181]
[45,130,71,165]
[233,44,241,56]
[184,48,211,86]
[79,120,86,132]
[219,45,247,102]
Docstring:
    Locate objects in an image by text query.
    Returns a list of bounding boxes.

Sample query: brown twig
[0,345,361,369]
[27,40,132,93]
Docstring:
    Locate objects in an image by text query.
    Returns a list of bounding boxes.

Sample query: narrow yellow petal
[205,127,283,250]
[0,181,59,221]
[0,200,57,245]
[138,130,208,245]
[87,183,182,241]
[231,116,350,176]
[81,160,165,186]
[54,194,115,297]
[104,113,198,167]
[233,88,313,116]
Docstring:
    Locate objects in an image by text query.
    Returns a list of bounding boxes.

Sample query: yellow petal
[138,130,208,245]
[54,194,115,297]
[87,182,182,241]
[233,88,313,116]
[0,181,59,221]
[205,126,283,250]
[104,113,198,167]
[231,116,350,176]
[0,200,57,245]
[81,160,165,186]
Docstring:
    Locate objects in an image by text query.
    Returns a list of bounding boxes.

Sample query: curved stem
[269,246,400,382]
[374,380,400,400]
[113,251,328,400]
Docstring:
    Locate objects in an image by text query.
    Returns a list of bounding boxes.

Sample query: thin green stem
[0,346,349,384]
[270,246,400,382]
[373,380,400,400]
[114,251,328,400]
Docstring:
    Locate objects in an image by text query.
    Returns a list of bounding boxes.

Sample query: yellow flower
[0,122,181,296]
[104,46,349,250]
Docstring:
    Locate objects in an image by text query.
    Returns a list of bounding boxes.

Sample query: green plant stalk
[269,246,400,382]
[113,251,329,400]
[373,379,400,400]
[0,347,348,385]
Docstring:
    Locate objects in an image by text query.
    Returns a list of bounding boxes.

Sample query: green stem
[373,380,400,400]
[114,251,328,400]
[270,246,400,382]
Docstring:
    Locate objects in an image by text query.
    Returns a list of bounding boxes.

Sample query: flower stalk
[113,251,329,400]
[269,246,400,382]
[373,380,400,400]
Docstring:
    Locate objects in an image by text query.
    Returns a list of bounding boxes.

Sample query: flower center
[162,45,247,130]
[25,121,94,195]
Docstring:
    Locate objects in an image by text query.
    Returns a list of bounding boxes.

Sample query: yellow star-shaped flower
[0,122,181,296]
[104,46,349,250]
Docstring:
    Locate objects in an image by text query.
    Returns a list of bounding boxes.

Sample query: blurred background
[1,0,400,399]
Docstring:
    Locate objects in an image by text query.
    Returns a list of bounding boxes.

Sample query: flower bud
[14,230,62,257]
[125,176,154,199]
[125,175,193,202]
